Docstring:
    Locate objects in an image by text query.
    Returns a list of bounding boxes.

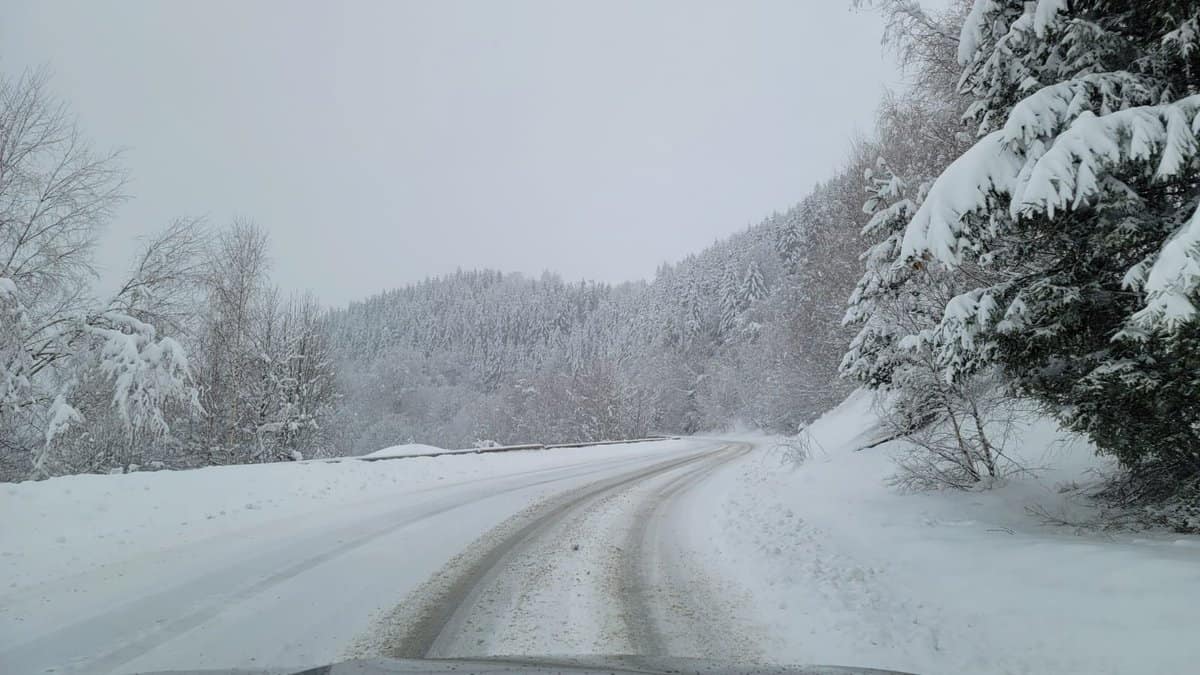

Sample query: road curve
[362,442,752,660]
[619,443,759,659]
[0,441,714,674]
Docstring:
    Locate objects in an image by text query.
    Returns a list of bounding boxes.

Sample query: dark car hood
[148,654,915,675]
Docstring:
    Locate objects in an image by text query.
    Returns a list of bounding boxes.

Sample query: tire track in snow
[618,442,756,658]
[368,442,748,659]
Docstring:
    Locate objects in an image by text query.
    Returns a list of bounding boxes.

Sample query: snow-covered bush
[0,70,201,479]
[884,376,1026,491]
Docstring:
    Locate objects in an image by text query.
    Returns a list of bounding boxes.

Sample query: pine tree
[892,0,1200,500]
[741,260,768,307]
[775,212,804,272]
[842,159,918,388]
[718,263,742,338]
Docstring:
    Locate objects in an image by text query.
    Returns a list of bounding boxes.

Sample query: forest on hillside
[4,0,1200,522]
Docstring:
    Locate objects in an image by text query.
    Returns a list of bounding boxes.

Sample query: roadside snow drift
[686,392,1200,675]
[361,443,458,458]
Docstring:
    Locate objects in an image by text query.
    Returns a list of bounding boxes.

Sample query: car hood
[148,655,915,675]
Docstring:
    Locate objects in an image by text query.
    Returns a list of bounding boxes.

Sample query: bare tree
[854,0,969,98]
[194,220,271,461]
[272,292,338,457]
[109,218,210,335]
[0,68,126,412]
[0,68,125,308]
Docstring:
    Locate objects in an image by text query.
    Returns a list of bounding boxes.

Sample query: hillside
[326,173,868,454]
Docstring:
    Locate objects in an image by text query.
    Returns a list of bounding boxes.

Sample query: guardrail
[357,436,676,462]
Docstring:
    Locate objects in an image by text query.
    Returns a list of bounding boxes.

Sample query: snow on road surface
[5,397,1198,675]
[354,443,759,662]
[0,439,723,673]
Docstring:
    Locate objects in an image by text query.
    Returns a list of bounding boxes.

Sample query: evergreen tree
[891,0,1200,500]
[718,263,742,339]
[741,260,768,307]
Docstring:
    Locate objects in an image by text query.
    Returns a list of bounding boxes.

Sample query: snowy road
[367,442,754,660]
[0,439,753,674]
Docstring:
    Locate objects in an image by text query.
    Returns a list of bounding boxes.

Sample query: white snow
[1032,0,1068,37]
[0,438,700,673]
[361,442,459,458]
[898,129,1021,265]
[898,85,1200,335]
[685,392,1200,675]
[1134,199,1200,329]
[5,400,1198,675]
[400,444,763,662]
[43,393,84,445]
[956,0,995,65]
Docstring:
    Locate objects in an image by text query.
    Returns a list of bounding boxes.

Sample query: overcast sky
[3,1,898,305]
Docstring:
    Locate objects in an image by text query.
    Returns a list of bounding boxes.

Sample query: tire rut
[619,443,754,657]
[366,447,729,659]
[362,443,750,661]
[1,450,685,674]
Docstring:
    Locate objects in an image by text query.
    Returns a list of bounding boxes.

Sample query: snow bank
[361,443,458,458]
[690,392,1200,675]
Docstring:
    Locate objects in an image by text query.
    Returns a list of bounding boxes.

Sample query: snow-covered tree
[842,159,921,388]
[740,260,768,308]
[251,292,339,461]
[887,0,1200,499]
[846,158,1012,487]
[0,70,200,479]
[717,263,742,339]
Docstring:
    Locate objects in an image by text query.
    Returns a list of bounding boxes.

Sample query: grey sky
[3,1,897,305]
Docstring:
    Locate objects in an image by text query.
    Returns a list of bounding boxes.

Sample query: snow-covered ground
[0,439,705,673]
[352,443,758,662]
[361,442,464,458]
[4,401,1198,675]
[684,391,1200,675]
